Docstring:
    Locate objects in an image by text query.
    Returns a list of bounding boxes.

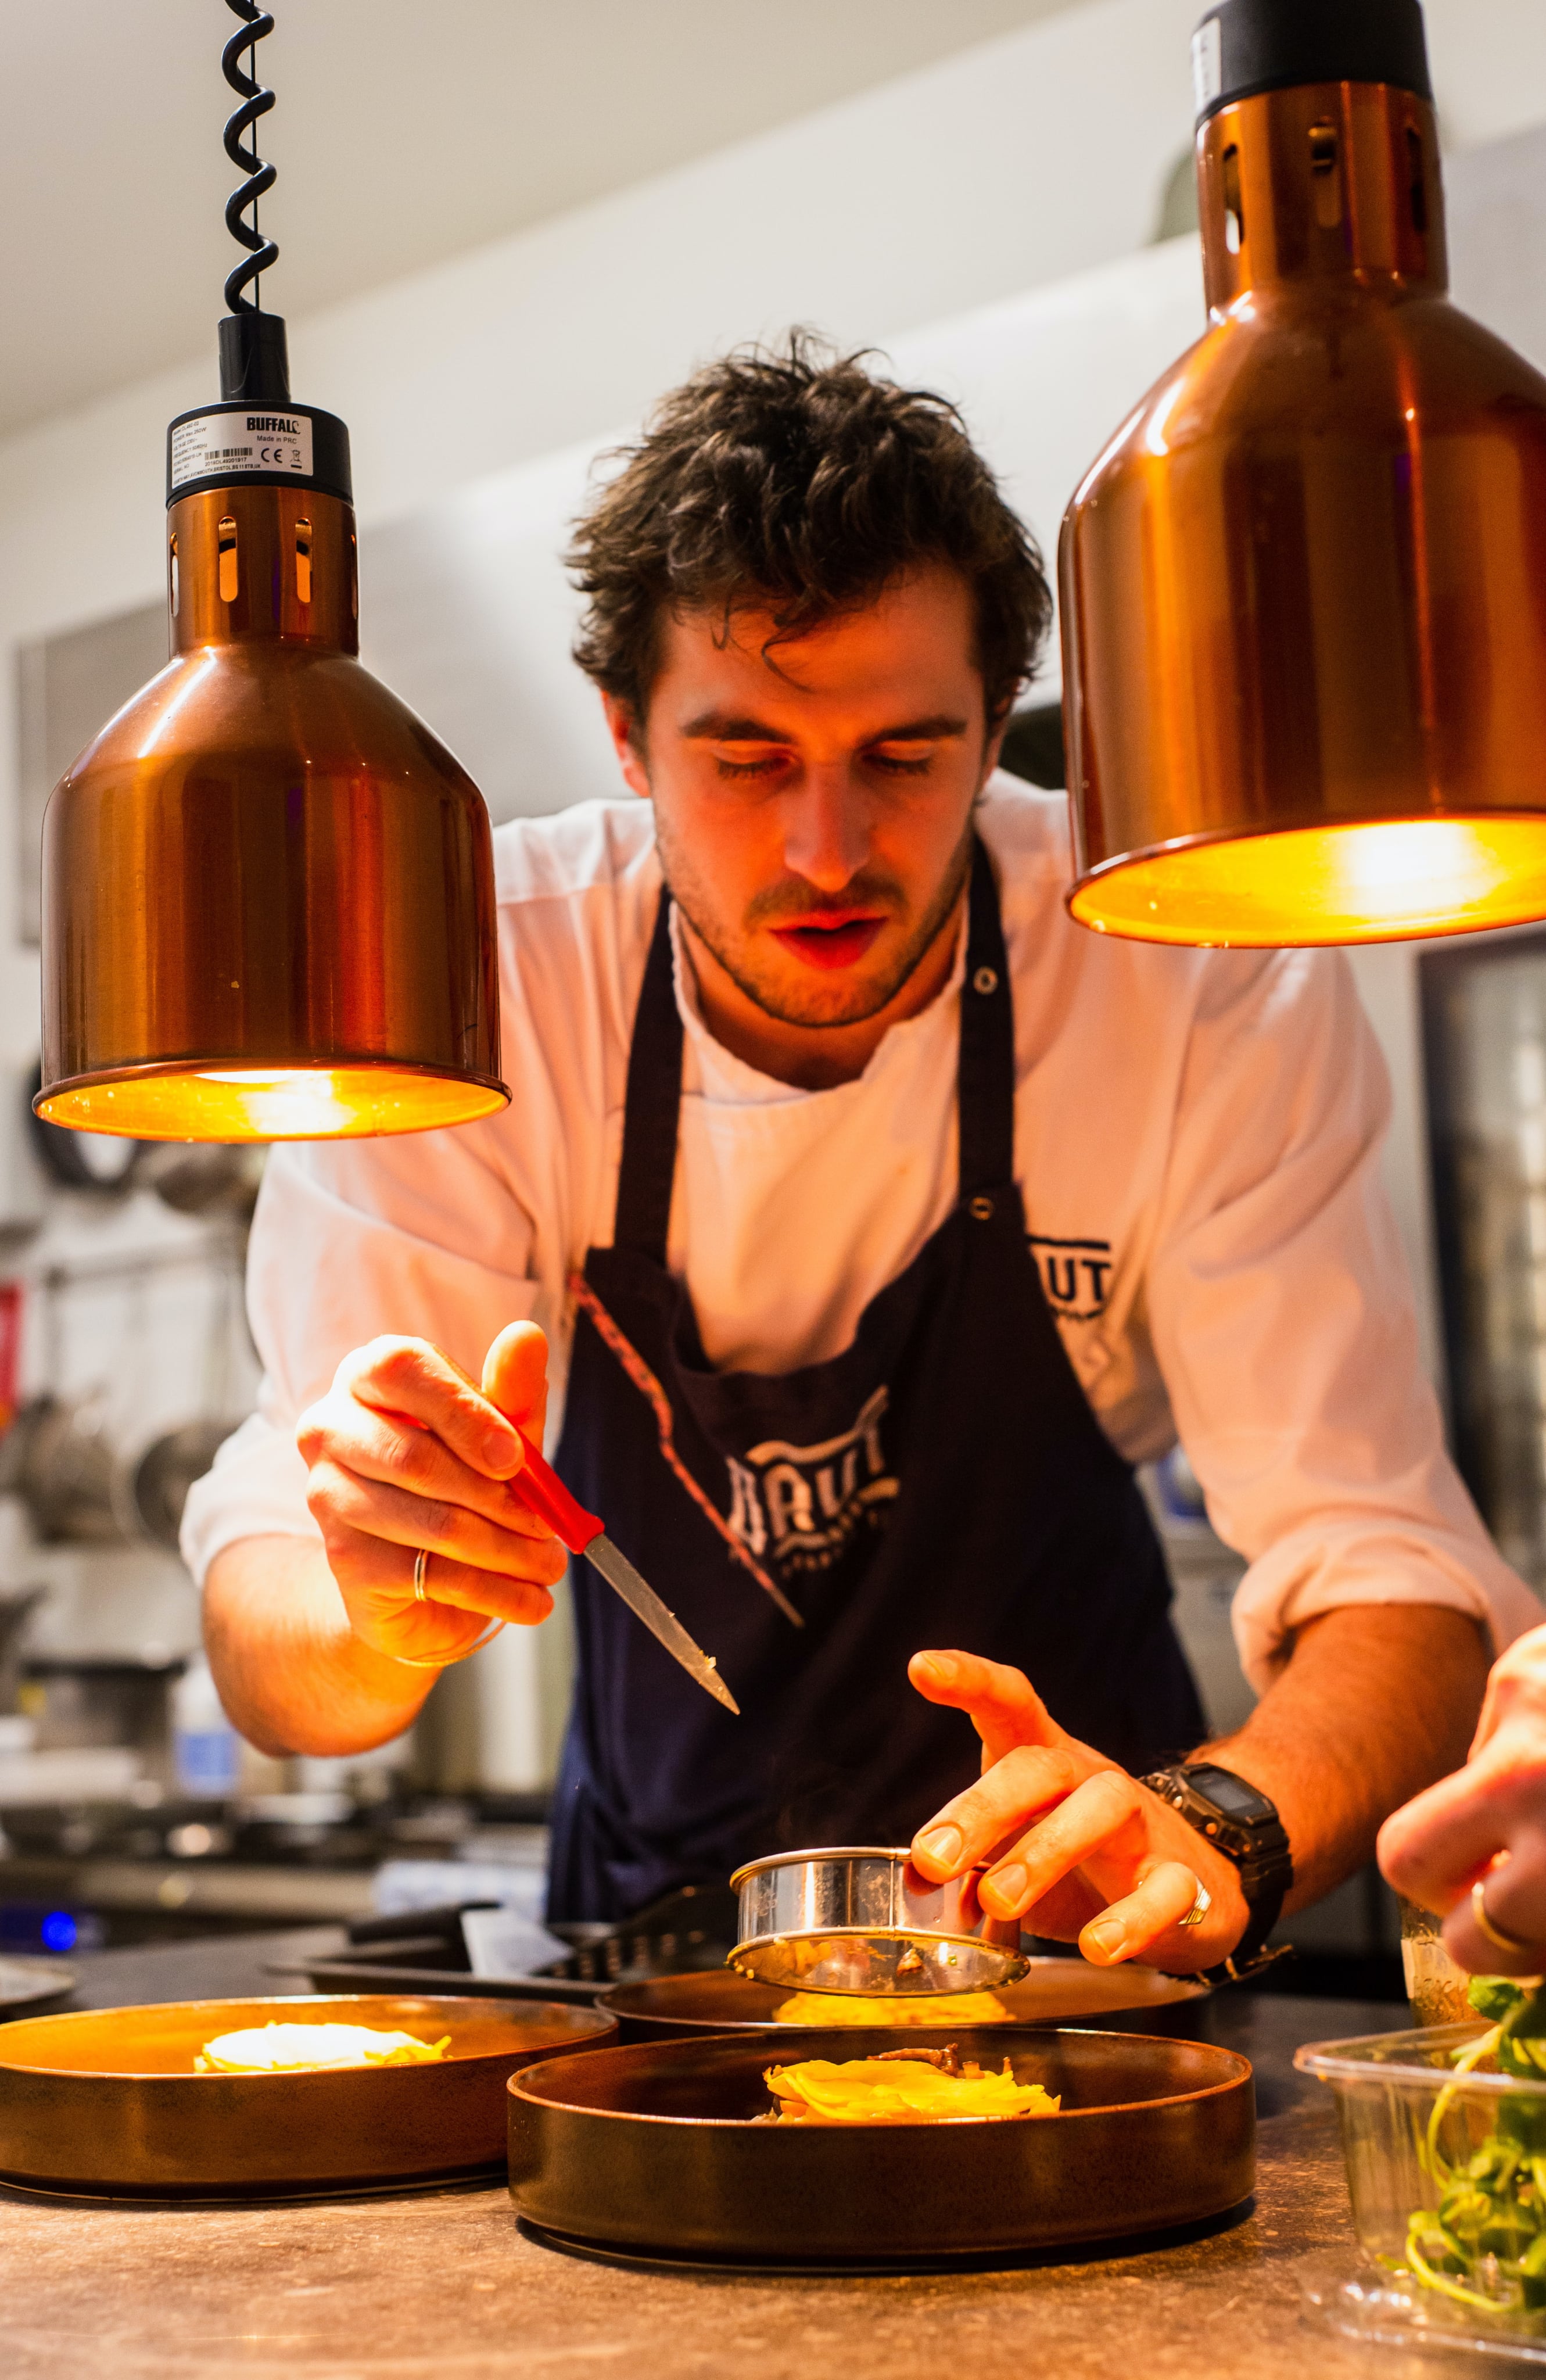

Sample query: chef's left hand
[907,1651,1249,1973]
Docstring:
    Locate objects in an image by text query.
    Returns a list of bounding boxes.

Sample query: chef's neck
[677,895,966,1092]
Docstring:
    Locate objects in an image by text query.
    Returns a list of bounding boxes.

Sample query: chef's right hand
[296,1320,568,1668]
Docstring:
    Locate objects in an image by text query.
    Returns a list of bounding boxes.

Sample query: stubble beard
[655,812,977,1031]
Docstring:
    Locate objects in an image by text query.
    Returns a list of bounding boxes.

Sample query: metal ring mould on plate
[729,1846,1031,1993]
[0,1992,616,2201]
[506,2024,1256,2266]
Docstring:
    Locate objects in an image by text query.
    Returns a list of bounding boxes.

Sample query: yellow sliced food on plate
[763,2055,1059,2124]
[195,2021,450,2073]
[773,1989,1010,2025]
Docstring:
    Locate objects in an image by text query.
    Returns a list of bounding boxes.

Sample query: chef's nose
[781,762,871,891]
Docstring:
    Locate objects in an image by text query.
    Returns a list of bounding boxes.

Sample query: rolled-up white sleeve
[179,1126,551,1587]
[1146,947,1543,1694]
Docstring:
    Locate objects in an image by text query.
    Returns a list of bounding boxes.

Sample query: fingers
[482,1321,550,1439]
[302,1403,558,1544]
[1377,1737,1546,1913]
[328,1528,555,1663]
[975,1769,1142,1919]
[330,1336,527,1479]
[1079,1862,1204,1967]
[912,1743,1082,1880]
[306,1458,569,1586]
[1443,1852,1546,1977]
[907,1650,1064,1768]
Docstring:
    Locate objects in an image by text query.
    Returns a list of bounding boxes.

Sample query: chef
[185,336,1540,1980]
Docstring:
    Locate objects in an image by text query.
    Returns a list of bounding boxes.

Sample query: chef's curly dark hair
[568,331,1052,734]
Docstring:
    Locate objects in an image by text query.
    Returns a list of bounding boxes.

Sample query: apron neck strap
[958,835,1016,1199]
[614,887,684,1260]
[612,834,1015,1261]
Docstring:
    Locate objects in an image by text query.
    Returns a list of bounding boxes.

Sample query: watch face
[1186,1765,1265,1819]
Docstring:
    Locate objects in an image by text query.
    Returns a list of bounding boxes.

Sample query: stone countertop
[0,1935,1475,2380]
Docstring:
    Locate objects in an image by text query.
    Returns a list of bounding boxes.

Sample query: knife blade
[511,1430,740,1715]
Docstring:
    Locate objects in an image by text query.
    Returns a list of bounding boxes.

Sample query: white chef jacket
[181,776,1541,1693]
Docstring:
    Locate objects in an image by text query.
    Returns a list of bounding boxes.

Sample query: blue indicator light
[40,1909,78,1954]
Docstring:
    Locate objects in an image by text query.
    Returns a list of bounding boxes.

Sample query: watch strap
[1140,1761,1293,1969]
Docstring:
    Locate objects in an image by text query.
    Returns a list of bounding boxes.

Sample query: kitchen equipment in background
[729,1848,1031,1994]
[507,2027,1254,2267]
[137,1142,268,1228]
[1061,0,1546,947]
[0,1587,45,1714]
[1422,927,1546,1587]
[26,1064,146,1196]
[170,1655,239,1800]
[35,2,504,1145]
[0,1392,124,1544]
[292,1881,738,2005]
[131,1420,246,1552]
[0,1992,616,2200]
[0,1956,76,2020]
[20,1653,184,1794]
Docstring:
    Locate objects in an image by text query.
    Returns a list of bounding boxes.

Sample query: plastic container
[1297,2020,1546,2359]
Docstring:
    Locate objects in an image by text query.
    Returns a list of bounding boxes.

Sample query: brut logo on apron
[726,1386,898,1571]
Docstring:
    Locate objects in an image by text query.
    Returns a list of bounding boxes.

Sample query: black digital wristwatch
[1140,1761,1294,1982]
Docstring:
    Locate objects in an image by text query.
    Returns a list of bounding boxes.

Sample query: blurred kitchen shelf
[1,1852,377,1945]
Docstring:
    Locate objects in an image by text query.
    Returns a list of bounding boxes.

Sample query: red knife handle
[511,1429,605,1557]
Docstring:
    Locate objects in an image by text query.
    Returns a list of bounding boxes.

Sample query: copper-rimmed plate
[601,1960,1210,2042]
[0,1991,615,2201]
[508,2024,1254,2267]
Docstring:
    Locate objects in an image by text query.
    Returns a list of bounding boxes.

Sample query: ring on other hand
[412,1549,431,1603]
[1176,1878,1212,1930]
[1473,1873,1538,1958]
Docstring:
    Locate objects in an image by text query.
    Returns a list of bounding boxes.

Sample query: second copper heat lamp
[1062,0,1546,947]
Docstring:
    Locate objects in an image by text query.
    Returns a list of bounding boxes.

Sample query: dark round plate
[600,1960,1209,2042]
[507,2023,1254,2266]
[0,1957,76,2021]
[0,1991,616,2199]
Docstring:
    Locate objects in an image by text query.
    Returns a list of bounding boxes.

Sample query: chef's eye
[868,744,935,775]
[714,748,790,780]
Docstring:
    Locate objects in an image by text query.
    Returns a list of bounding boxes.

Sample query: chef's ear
[601,693,651,801]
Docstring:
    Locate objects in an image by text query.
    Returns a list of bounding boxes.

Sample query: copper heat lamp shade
[37,411,505,1139]
[1060,0,1546,947]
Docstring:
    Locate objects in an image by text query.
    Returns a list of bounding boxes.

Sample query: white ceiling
[0,0,1086,440]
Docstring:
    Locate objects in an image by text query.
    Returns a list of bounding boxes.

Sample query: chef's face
[604,564,1001,1031]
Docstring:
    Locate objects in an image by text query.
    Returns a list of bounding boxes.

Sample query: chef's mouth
[769,913,889,970]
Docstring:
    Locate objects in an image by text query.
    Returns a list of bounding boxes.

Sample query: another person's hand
[1379,1622,1546,1976]
[296,1321,568,1668]
[907,1651,1249,1973]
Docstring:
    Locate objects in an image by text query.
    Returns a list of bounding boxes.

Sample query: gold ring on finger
[413,1548,431,1603]
[1473,1873,1539,1958]
[1176,1877,1213,1930]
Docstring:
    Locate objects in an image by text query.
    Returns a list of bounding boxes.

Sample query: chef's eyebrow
[679,709,970,743]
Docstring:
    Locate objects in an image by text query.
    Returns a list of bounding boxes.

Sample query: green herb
[1405,1976,1546,2314]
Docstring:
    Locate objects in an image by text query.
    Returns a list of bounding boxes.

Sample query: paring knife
[511,1431,740,1715]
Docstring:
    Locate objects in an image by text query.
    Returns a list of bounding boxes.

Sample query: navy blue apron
[547,839,1203,1921]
